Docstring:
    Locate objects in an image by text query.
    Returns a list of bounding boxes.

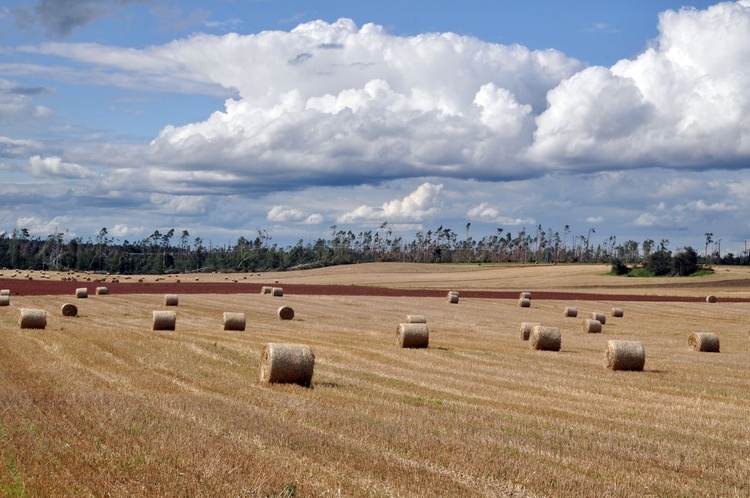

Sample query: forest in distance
[0,223,747,275]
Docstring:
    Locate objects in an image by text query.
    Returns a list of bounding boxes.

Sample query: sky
[1,0,749,256]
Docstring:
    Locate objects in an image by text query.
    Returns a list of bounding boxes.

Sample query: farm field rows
[1,263,749,496]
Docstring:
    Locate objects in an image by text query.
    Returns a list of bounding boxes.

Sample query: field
[1,263,749,497]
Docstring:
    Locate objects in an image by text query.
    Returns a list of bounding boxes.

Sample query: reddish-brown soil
[3,278,749,302]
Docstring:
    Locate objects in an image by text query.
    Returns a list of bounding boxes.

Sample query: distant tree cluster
[0,223,746,275]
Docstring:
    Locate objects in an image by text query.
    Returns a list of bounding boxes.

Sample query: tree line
[0,223,747,275]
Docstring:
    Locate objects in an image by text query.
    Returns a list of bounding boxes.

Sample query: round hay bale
[75,287,88,299]
[583,319,602,334]
[706,295,717,303]
[222,312,246,331]
[95,286,108,296]
[518,298,531,308]
[447,291,459,304]
[519,291,532,299]
[0,295,9,306]
[590,312,606,325]
[688,332,720,353]
[261,286,272,294]
[260,343,315,386]
[278,306,295,320]
[604,340,645,371]
[164,294,179,306]
[519,322,541,341]
[61,303,78,317]
[0,289,10,296]
[530,326,561,351]
[271,287,284,297]
[19,308,47,329]
[152,310,176,331]
[563,307,578,317]
[397,323,429,348]
[611,307,624,318]
[406,315,426,323]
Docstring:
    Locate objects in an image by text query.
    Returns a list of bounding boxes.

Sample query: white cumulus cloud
[26,155,97,179]
[337,182,443,223]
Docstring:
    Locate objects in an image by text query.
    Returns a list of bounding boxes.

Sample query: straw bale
[563,307,577,317]
[75,287,88,299]
[0,295,9,306]
[688,332,720,353]
[611,308,624,318]
[19,308,47,329]
[530,326,561,351]
[519,322,541,341]
[706,295,717,303]
[272,287,284,297]
[61,303,78,317]
[406,315,426,323]
[583,319,602,334]
[0,289,9,296]
[261,286,272,294]
[260,343,315,386]
[164,294,179,306]
[95,286,108,295]
[604,340,645,371]
[518,298,531,308]
[519,291,532,299]
[397,323,429,348]
[152,310,176,331]
[447,291,459,304]
[590,312,607,325]
[222,312,246,331]
[278,306,295,320]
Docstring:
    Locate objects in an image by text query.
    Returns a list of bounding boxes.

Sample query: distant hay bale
[447,291,459,304]
[688,332,720,352]
[706,295,717,303]
[583,319,602,334]
[590,312,606,325]
[75,287,88,299]
[611,307,624,318]
[152,310,176,331]
[0,289,9,296]
[61,303,78,317]
[19,308,47,329]
[605,340,645,371]
[406,315,426,323]
[261,286,272,294]
[397,323,429,348]
[164,294,179,306]
[518,298,531,308]
[519,291,532,299]
[95,286,108,295]
[564,307,578,317]
[530,326,561,351]
[222,312,246,331]
[278,306,295,320]
[260,343,315,386]
[271,287,284,297]
[519,322,541,341]
[0,295,9,306]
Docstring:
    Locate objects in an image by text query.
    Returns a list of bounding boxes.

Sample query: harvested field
[1,263,749,496]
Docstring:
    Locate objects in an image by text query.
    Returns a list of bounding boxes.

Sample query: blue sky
[1,0,749,257]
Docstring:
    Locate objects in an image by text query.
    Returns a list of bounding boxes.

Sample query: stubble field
[1,263,749,497]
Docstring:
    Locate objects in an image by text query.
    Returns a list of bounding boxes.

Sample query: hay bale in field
[95,286,108,295]
[271,287,284,297]
[0,289,9,296]
[61,303,78,317]
[260,343,315,386]
[519,291,531,299]
[706,295,717,303]
[530,326,561,351]
[406,315,426,323]
[152,310,176,331]
[447,291,459,304]
[0,295,9,306]
[688,332,720,352]
[261,286,272,294]
[164,294,179,306]
[222,312,246,331]
[19,308,47,329]
[604,340,645,371]
[278,306,295,320]
[563,307,577,317]
[611,307,624,318]
[397,323,429,348]
[75,287,88,299]
[583,319,602,334]
[519,322,541,341]
[518,297,531,308]
[590,312,606,325]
